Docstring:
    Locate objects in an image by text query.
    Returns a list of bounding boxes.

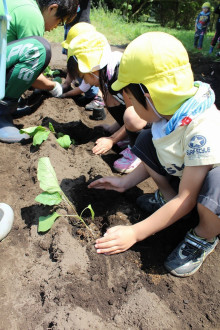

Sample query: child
[61,22,104,113]
[67,30,148,173]
[89,32,220,277]
[194,2,210,50]
[0,0,78,143]
[209,3,220,53]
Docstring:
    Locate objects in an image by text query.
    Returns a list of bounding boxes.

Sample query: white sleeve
[79,79,91,93]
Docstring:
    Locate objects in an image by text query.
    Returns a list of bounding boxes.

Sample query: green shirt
[0,0,45,43]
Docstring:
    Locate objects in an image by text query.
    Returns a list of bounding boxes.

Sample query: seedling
[36,157,94,234]
[43,66,60,78]
[53,77,62,84]
[20,122,75,149]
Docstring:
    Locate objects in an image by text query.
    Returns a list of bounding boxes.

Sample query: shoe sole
[164,239,219,277]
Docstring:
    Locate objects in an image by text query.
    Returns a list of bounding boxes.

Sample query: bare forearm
[110,125,126,144]
[133,195,196,242]
[62,87,82,98]
[122,162,150,190]
[32,73,55,90]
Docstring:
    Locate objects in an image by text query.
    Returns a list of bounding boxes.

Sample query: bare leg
[144,163,177,201]
[194,203,220,240]
[124,106,147,132]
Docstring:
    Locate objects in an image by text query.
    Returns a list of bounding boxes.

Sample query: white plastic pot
[0,202,14,241]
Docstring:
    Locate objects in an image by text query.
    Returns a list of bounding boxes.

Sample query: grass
[44,7,219,58]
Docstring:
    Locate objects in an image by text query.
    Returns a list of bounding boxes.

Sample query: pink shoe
[113,147,141,173]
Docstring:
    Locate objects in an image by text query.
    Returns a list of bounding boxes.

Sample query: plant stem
[60,193,95,236]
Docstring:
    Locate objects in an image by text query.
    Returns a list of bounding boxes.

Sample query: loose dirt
[0,43,219,330]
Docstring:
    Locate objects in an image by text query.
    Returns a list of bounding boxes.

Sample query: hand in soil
[92,137,114,154]
[88,176,125,192]
[95,225,137,255]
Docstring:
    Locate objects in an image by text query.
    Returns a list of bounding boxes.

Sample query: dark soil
[0,43,219,330]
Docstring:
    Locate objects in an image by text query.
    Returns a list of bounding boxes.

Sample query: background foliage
[92,0,220,30]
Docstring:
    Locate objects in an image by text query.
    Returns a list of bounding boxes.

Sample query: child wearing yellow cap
[89,32,220,277]
[68,30,149,173]
[60,22,104,112]
[194,2,211,50]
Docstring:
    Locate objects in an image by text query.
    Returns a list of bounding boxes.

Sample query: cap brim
[111,79,128,91]
[61,41,69,49]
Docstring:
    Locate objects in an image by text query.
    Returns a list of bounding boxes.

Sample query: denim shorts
[132,128,220,217]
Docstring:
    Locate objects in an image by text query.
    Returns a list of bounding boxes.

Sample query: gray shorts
[132,128,220,217]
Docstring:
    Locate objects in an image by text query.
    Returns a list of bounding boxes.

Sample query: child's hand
[92,137,114,155]
[95,225,137,255]
[88,176,126,192]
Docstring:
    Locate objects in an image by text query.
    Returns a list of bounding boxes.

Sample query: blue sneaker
[164,229,219,277]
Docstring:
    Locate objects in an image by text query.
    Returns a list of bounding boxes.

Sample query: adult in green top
[3,0,45,43]
[0,0,78,143]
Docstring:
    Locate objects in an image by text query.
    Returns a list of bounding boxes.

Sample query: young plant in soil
[43,66,60,78]
[20,122,75,149]
[35,157,94,234]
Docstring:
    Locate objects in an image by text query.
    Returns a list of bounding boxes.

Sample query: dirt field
[0,43,219,330]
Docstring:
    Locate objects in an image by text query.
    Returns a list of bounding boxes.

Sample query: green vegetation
[44,7,218,56]
[36,157,94,233]
[20,122,75,149]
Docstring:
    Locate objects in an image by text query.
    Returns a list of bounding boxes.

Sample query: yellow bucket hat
[67,31,111,73]
[202,2,210,8]
[61,22,96,49]
[112,32,198,115]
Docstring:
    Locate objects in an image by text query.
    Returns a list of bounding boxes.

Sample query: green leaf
[57,132,64,138]
[53,69,61,76]
[38,212,60,232]
[71,138,76,145]
[37,157,61,193]
[56,135,71,149]
[80,204,95,221]
[35,192,62,205]
[20,126,46,137]
[33,130,50,146]
[43,66,52,76]
[49,122,55,133]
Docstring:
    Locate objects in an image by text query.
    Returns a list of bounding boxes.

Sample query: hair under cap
[112,32,198,115]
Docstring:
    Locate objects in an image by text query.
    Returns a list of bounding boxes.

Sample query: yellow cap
[61,23,96,49]
[67,31,111,72]
[202,2,210,8]
[112,32,198,115]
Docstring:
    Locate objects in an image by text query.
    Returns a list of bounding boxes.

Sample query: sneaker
[164,229,219,277]
[113,147,141,173]
[136,189,166,213]
[85,96,105,111]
